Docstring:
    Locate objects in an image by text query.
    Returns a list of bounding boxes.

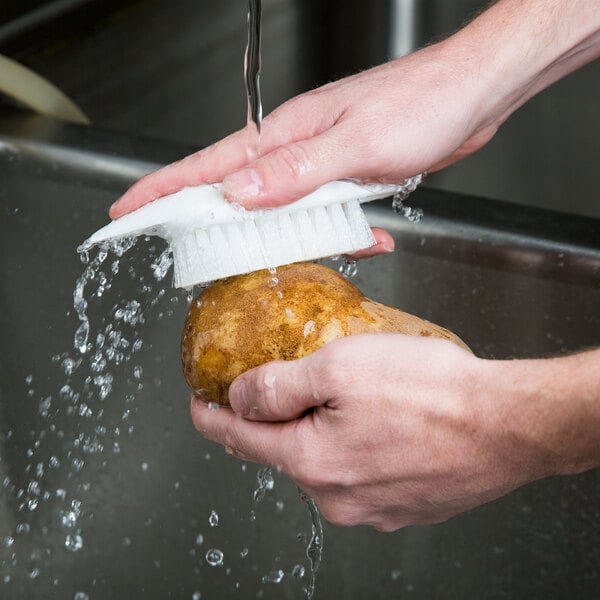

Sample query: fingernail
[108,200,122,219]
[223,168,263,203]
[380,240,395,253]
[229,380,249,416]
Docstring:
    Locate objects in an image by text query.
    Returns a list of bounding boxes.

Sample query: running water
[2,3,324,596]
[243,4,324,596]
[300,493,324,600]
[1,237,179,594]
[245,0,263,155]
[391,174,426,223]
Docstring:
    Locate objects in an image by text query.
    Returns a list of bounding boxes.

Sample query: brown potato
[181,262,470,405]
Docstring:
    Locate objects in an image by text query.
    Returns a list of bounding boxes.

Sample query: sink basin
[1,113,599,599]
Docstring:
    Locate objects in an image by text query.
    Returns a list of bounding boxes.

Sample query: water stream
[245,0,263,156]
[2,237,322,597]
[2,3,326,598]
[243,2,324,597]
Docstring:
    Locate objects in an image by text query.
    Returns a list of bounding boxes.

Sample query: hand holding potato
[181,262,469,406]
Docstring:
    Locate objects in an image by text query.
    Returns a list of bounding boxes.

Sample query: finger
[109,128,255,218]
[348,227,395,259]
[222,126,364,208]
[228,355,332,421]
[110,92,341,219]
[190,395,294,468]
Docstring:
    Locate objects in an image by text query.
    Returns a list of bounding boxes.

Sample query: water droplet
[65,533,83,552]
[338,258,358,279]
[207,402,220,412]
[192,593,201,600]
[16,523,30,535]
[391,175,424,223]
[240,547,249,558]
[262,569,284,584]
[71,458,85,472]
[60,510,77,528]
[292,564,305,579]
[196,534,204,546]
[253,467,274,503]
[151,247,173,281]
[268,277,279,288]
[208,510,219,527]
[303,320,315,338]
[74,592,89,600]
[27,480,40,496]
[205,548,224,566]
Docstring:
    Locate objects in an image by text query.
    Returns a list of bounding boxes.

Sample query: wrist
[484,350,600,480]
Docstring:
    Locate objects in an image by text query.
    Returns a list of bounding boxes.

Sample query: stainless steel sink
[1,113,599,599]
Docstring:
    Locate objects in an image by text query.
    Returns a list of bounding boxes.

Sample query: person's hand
[110,39,497,222]
[109,40,498,258]
[190,334,568,531]
[110,0,599,223]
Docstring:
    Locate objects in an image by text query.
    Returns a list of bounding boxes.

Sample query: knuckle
[190,398,208,435]
[222,420,242,454]
[269,143,312,183]
[246,363,283,418]
[309,339,355,397]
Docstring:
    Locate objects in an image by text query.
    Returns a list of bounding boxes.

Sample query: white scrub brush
[84,176,423,288]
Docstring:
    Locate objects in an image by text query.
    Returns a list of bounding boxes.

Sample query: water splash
[300,492,324,600]
[262,568,284,584]
[1,237,177,589]
[208,510,219,528]
[205,548,224,567]
[338,257,358,279]
[253,466,274,504]
[391,174,425,223]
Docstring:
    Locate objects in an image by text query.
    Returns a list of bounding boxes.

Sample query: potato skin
[181,262,469,405]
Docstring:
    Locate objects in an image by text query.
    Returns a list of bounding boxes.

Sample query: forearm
[446,0,600,130]
[489,348,600,479]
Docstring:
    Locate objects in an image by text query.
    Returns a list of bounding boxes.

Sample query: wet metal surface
[1,115,599,598]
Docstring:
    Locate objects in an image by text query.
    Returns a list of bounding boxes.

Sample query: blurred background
[1,0,598,217]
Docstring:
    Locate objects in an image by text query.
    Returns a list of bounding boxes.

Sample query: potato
[181,262,470,405]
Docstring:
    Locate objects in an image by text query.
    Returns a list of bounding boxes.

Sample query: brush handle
[84,176,423,247]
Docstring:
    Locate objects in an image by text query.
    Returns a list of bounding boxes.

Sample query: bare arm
[191,339,600,530]
[110,0,600,217]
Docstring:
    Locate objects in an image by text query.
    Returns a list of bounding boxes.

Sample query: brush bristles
[171,199,375,288]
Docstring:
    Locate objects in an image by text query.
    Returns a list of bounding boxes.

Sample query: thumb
[229,357,325,421]
[222,128,355,208]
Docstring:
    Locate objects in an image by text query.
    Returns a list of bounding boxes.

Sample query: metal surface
[1,114,599,599]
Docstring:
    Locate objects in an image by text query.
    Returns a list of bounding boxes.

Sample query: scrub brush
[84,176,423,288]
